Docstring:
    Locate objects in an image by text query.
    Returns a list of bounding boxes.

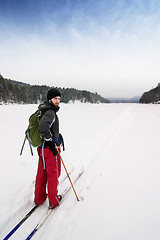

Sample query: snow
[0,103,160,240]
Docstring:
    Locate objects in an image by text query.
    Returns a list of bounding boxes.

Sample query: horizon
[1,0,160,98]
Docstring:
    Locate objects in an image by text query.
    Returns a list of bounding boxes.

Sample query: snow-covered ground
[0,103,160,240]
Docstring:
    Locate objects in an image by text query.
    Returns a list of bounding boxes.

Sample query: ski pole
[55,145,80,201]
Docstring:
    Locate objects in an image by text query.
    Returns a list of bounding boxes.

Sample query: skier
[34,88,62,209]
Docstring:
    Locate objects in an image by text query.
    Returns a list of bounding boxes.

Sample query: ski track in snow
[0,103,160,240]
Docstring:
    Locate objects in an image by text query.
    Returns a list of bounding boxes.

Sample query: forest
[0,75,109,104]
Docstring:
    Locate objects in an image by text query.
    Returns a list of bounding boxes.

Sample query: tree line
[0,75,109,104]
[139,84,160,103]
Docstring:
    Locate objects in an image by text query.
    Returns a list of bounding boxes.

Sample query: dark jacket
[38,101,59,140]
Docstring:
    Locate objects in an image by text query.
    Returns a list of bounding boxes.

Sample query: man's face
[49,96,61,107]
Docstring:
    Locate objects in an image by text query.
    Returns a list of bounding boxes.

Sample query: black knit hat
[47,88,61,101]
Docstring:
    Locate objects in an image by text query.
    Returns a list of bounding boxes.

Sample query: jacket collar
[38,101,60,113]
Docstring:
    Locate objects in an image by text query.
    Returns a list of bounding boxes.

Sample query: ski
[3,205,37,240]
[26,171,83,240]
[60,166,74,185]
[2,168,74,240]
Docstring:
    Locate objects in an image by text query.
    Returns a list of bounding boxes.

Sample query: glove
[58,134,63,145]
[52,133,60,146]
[53,133,65,151]
[44,140,57,156]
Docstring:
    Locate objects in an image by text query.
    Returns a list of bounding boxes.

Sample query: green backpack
[20,109,44,155]
[25,109,43,147]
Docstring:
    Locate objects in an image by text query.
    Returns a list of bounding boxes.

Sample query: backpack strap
[20,128,33,156]
[26,128,34,155]
[20,134,27,155]
[42,141,46,169]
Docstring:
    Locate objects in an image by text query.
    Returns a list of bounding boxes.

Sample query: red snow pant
[34,147,61,208]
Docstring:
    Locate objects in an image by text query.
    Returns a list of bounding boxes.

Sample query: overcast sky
[0,0,160,98]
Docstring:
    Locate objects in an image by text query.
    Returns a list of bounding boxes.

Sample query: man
[34,88,62,209]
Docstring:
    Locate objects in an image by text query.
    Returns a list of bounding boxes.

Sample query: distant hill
[139,84,160,103]
[109,96,140,103]
[0,75,110,104]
